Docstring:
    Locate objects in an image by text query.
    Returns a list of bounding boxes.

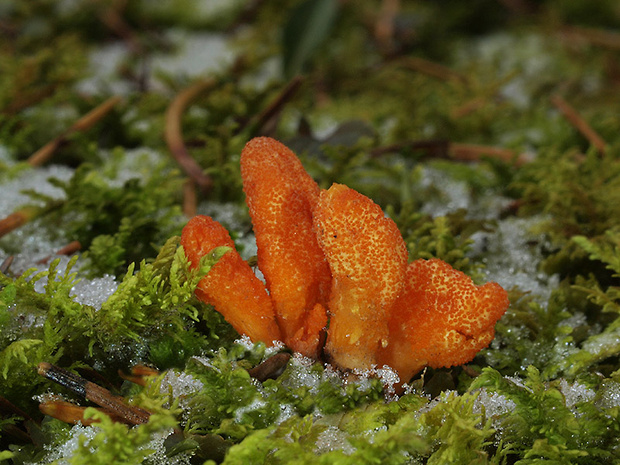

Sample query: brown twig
[0,395,33,422]
[450,96,490,119]
[0,255,14,274]
[374,0,400,55]
[27,96,123,167]
[165,80,216,193]
[39,399,127,426]
[370,139,527,165]
[98,0,143,55]
[3,85,58,116]
[398,56,468,85]
[370,139,450,158]
[0,396,33,442]
[55,240,82,256]
[183,179,197,218]
[497,0,536,15]
[550,94,607,154]
[247,352,291,382]
[560,26,620,50]
[0,206,40,239]
[450,143,527,165]
[36,241,82,265]
[119,365,160,387]
[37,362,151,426]
[242,75,305,136]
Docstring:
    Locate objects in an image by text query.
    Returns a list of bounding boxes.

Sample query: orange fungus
[314,183,408,370]
[181,137,510,382]
[241,137,331,358]
[180,215,282,345]
[378,258,510,382]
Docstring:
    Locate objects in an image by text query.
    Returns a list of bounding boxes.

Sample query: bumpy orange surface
[180,215,282,345]
[378,258,509,382]
[241,137,331,357]
[314,183,408,369]
[182,137,510,383]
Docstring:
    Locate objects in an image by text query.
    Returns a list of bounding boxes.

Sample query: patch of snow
[152,31,233,80]
[557,379,595,408]
[419,167,471,217]
[160,369,205,399]
[70,274,118,310]
[314,426,356,455]
[351,365,401,401]
[472,388,516,434]
[474,216,559,300]
[234,335,255,352]
[28,423,98,464]
[582,327,620,356]
[0,165,73,218]
[0,145,12,164]
[596,380,620,409]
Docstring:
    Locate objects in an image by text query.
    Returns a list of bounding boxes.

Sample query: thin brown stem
[39,399,127,426]
[118,365,160,387]
[450,143,527,165]
[3,85,58,116]
[247,352,291,382]
[374,0,400,55]
[36,241,82,265]
[560,26,620,50]
[551,94,607,154]
[370,139,450,158]
[37,362,151,426]
[0,206,40,239]
[165,80,216,193]
[0,256,14,274]
[98,1,143,55]
[242,75,304,136]
[398,56,468,85]
[371,139,527,165]
[27,96,123,167]
[183,179,197,218]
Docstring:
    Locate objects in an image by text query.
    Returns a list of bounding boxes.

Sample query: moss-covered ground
[2,1,620,463]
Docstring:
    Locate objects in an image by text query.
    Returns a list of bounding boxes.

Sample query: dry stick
[39,399,127,426]
[0,395,33,422]
[370,139,450,158]
[0,256,14,274]
[370,139,527,166]
[242,75,305,136]
[3,85,58,116]
[27,96,123,167]
[560,26,620,50]
[55,240,82,256]
[0,396,32,442]
[165,80,215,193]
[497,0,536,15]
[183,179,197,218]
[99,2,143,55]
[35,240,82,265]
[0,206,40,239]
[450,143,527,166]
[550,94,607,155]
[399,56,468,84]
[247,352,291,382]
[118,365,160,387]
[451,96,490,119]
[38,362,151,426]
[375,0,400,54]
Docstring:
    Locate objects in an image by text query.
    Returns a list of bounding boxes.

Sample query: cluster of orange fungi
[181,137,509,384]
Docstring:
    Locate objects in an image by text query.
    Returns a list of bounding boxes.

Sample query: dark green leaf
[281,0,339,78]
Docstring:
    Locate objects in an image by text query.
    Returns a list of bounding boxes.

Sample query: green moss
[4,0,620,462]
[67,410,179,465]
